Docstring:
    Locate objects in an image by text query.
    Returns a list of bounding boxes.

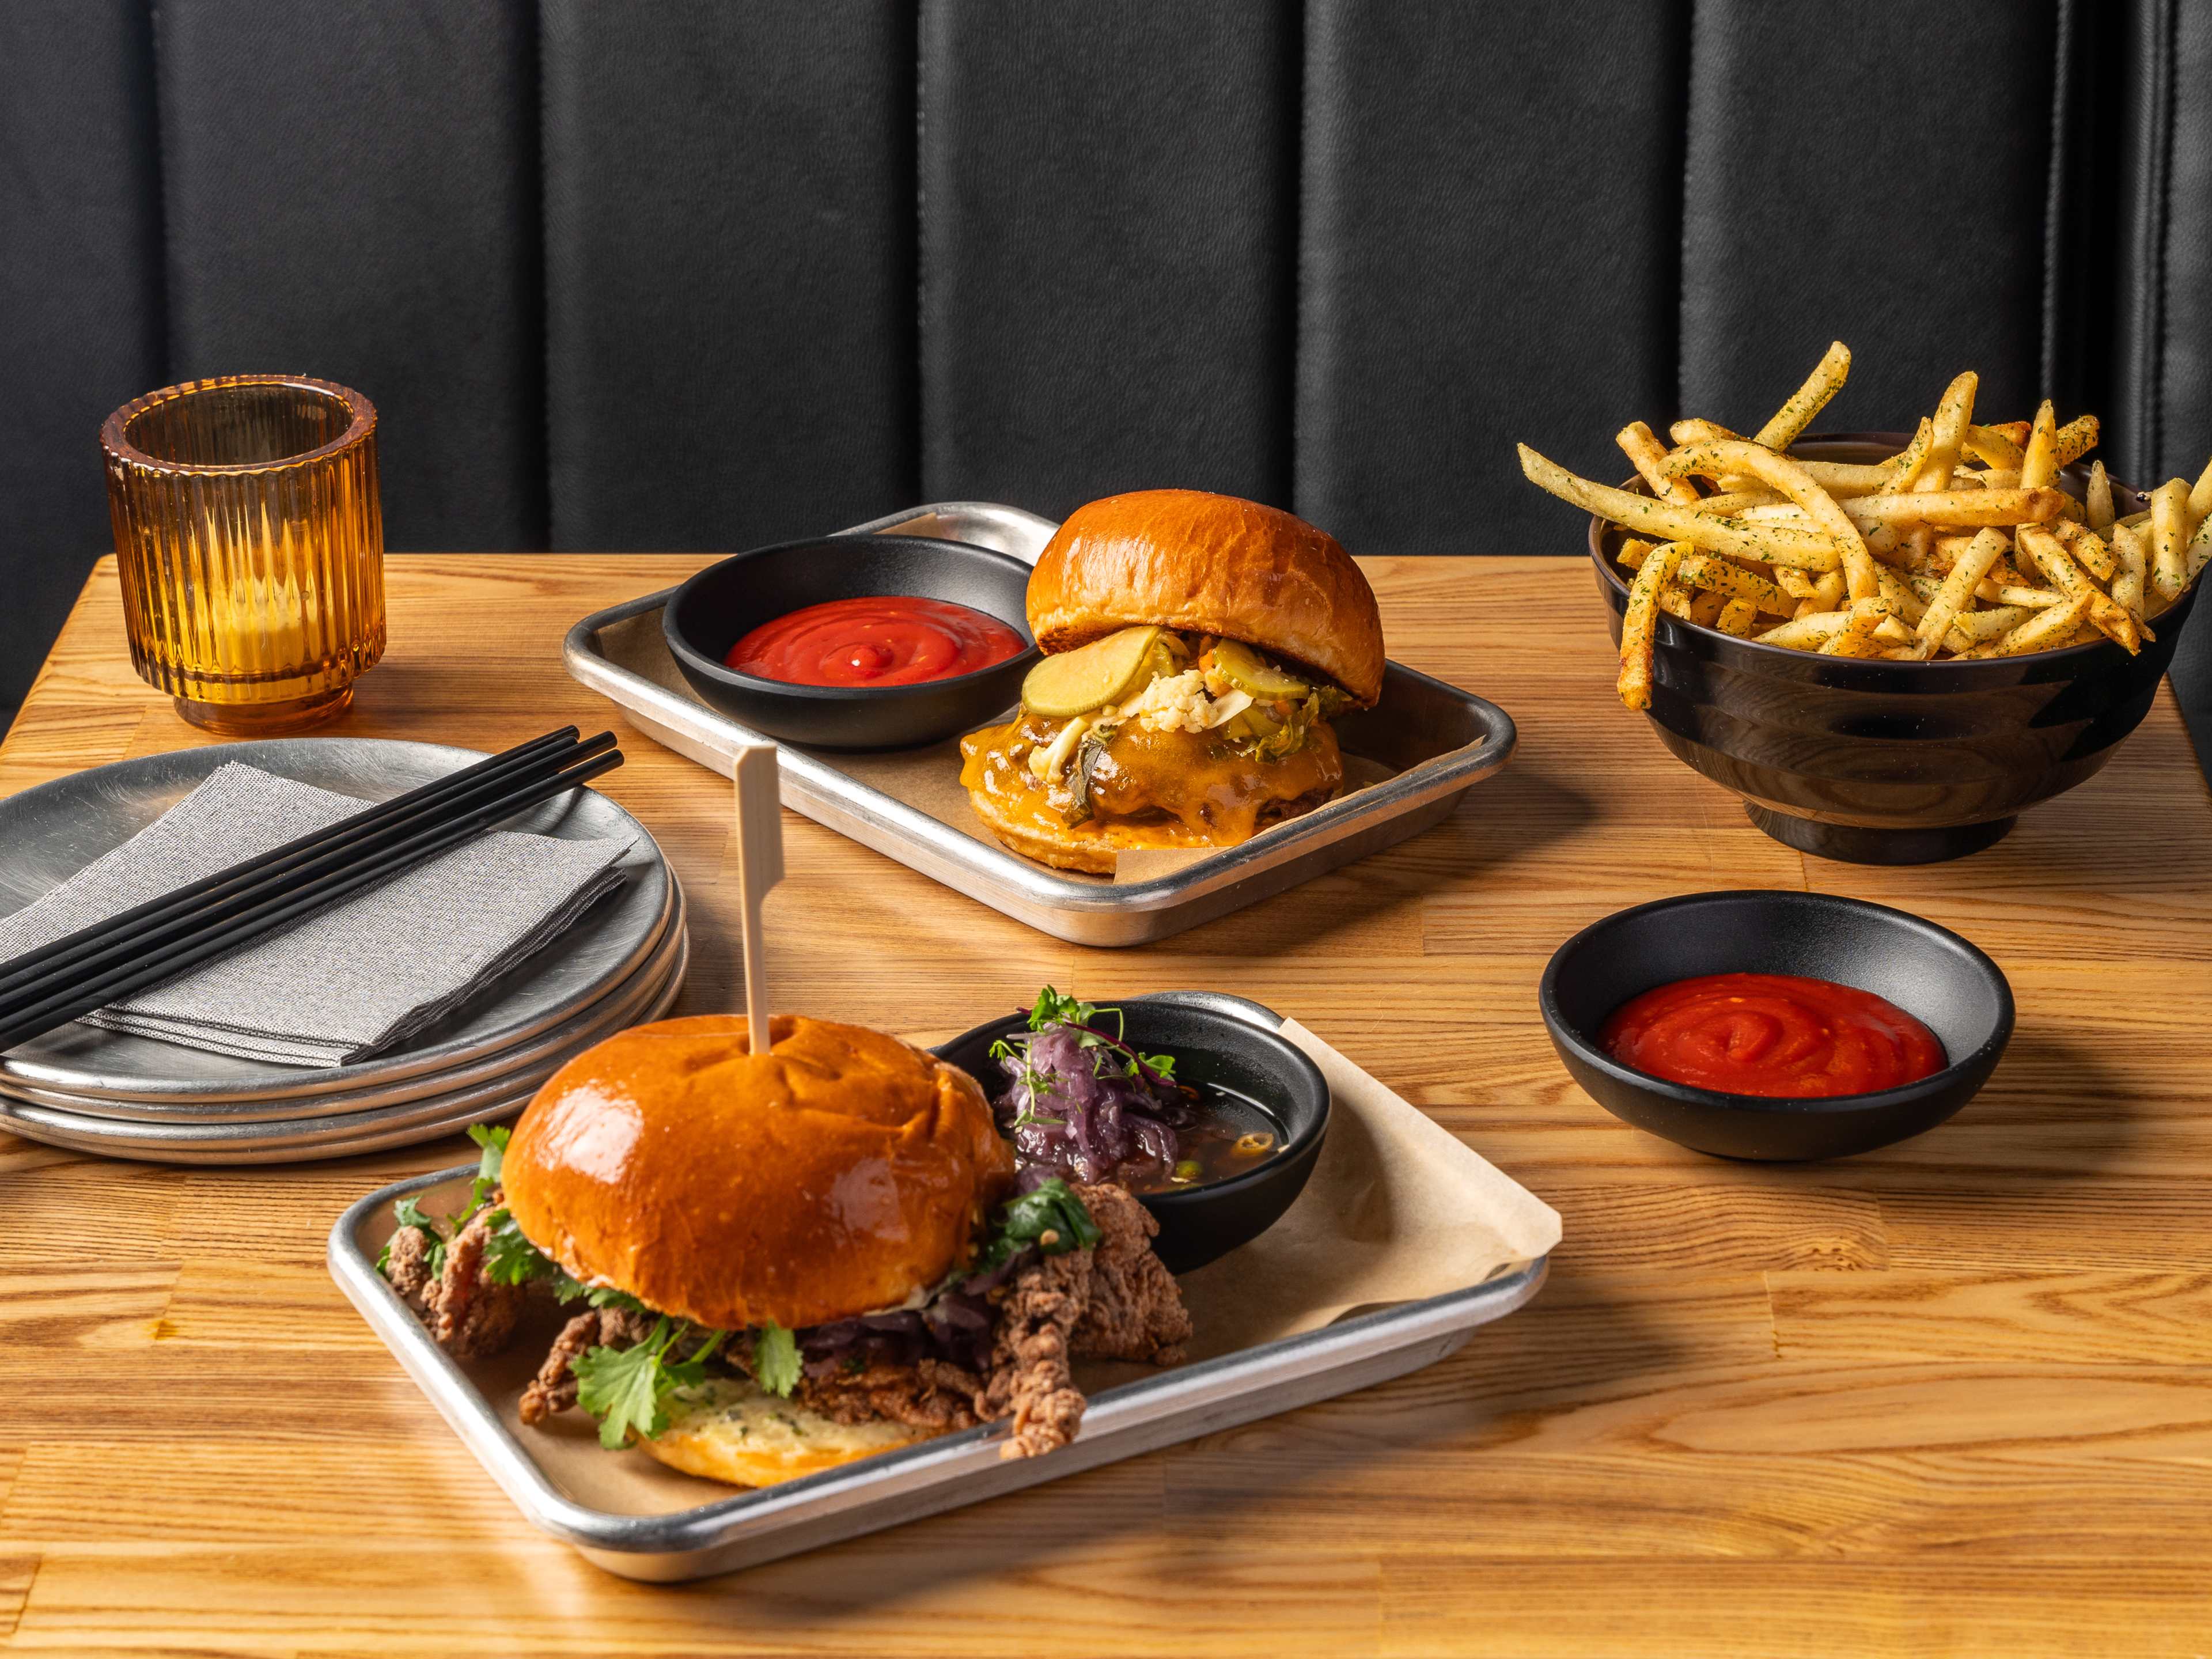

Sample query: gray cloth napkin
[0,762,634,1067]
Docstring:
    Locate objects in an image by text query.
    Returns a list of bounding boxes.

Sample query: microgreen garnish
[971,1179,1102,1276]
[1020,985,1179,1093]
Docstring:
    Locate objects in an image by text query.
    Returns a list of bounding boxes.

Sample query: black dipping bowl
[1539,890,2013,1161]
[664,534,1039,750]
[935,992,1331,1274]
[1590,435,2198,863]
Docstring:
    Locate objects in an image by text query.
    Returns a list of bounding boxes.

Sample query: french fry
[1962,423,2024,469]
[2086,461,2114,531]
[1618,540,1685,709]
[1967,592,2090,658]
[1518,444,1843,568]
[1687,488,1789,516]
[1753,340,1851,451]
[1790,459,1902,495]
[1842,487,2068,529]
[1870,560,1927,625]
[2054,414,2100,467]
[2018,400,2059,489]
[1687,590,1726,627]
[1911,527,2007,657]
[1658,438,1879,599]
[2018,525,2141,652]
[2110,521,2148,625]
[2051,517,2118,582]
[1658,590,1694,620]
[2150,478,2190,600]
[1676,551,1790,614]
[1757,610,1849,649]
[1715,599,1759,637]
[1669,418,1738,446]
[1919,372,1978,489]
[1948,604,2033,642]
[1618,421,1702,506]
[1880,418,1937,494]
[1616,536,1654,571]
[1819,596,1893,658]
[2191,454,2212,524]
[1774,566,1819,600]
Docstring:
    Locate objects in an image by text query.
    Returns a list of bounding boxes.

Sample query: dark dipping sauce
[725,595,1026,688]
[1600,971,1945,1099]
[991,995,1283,1192]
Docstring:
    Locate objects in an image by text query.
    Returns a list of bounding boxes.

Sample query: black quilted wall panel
[918,0,1298,520]
[155,0,544,550]
[1298,0,1689,556]
[1679,0,2061,438]
[0,0,165,719]
[542,0,919,551]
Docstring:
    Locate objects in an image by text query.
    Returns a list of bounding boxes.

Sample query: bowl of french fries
[1518,342,2209,864]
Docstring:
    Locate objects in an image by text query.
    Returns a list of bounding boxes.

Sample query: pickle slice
[1021,626,1166,718]
[1210,638,1310,701]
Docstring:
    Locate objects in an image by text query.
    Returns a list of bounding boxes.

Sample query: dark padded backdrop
[2,0,2208,763]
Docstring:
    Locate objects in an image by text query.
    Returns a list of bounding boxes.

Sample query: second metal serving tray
[329,992,1550,1583]
[564,502,1516,945]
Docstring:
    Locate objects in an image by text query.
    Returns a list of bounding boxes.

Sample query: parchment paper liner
[450,1018,1562,1517]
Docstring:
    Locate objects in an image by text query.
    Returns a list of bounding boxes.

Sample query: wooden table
[4,554,2210,1657]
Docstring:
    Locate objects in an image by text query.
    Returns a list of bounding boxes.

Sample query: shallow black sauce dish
[1539,890,2013,1161]
[1588,435,2198,865]
[935,993,1331,1273]
[663,533,1039,750]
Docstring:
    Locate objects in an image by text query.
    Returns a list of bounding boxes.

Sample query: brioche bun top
[502,1014,1014,1331]
[1027,489,1385,707]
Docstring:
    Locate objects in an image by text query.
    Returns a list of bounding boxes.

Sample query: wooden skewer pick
[730,745,785,1059]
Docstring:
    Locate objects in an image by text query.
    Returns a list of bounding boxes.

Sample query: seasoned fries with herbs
[1516,340,2212,708]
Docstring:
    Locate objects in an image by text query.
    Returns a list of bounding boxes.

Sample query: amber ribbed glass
[101,375,385,733]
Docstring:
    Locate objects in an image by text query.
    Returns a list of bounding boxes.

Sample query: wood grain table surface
[2,554,2209,1657]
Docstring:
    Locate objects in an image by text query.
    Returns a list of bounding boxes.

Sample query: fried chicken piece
[1069,1180,1191,1364]
[800,1357,983,1435]
[381,1223,434,1302]
[518,1304,658,1426]
[425,1207,526,1361]
[975,1248,1092,1459]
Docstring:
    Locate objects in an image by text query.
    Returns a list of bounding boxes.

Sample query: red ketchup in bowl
[725,596,1027,688]
[1599,972,1944,1098]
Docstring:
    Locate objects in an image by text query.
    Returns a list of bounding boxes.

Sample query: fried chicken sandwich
[959,488,1385,873]
[378,1013,1189,1485]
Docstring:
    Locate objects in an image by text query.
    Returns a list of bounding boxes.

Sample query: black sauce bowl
[662,533,1039,750]
[1589,435,2198,864]
[1538,891,2013,1161]
[934,991,1331,1274]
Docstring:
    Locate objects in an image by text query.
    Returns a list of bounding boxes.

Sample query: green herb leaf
[550,1269,653,1315]
[573,1321,677,1449]
[379,1194,448,1278]
[1139,1050,1177,1082]
[478,1209,556,1287]
[752,1321,801,1397]
[1028,986,1098,1031]
[972,1178,1101,1275]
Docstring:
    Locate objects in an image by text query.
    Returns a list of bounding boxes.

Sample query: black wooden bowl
[663,534,1039,750]
[935,992,1330,1274]
[1588,435,2198,863]
[1539,890,2013,1161]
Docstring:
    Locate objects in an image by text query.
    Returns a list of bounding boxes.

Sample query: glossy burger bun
[1027,488,1385,708]
[640,1377,926,1488]
[502,1014,1016,1332]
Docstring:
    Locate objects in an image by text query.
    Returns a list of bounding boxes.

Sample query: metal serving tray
[563,502,1516,945]
[329,993,1548,1582]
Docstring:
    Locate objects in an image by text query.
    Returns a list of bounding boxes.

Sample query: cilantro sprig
[971,1178,1102,1275]
[573,1319,726,1449]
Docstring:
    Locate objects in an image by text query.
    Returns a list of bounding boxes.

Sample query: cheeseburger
[378,1014,1190,1484]
[960,488,1385,873]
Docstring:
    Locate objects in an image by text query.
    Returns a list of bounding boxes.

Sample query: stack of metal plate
[0,738,686,1164]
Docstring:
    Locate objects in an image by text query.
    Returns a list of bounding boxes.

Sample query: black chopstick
[0,747,625,1056]
[0,728,605,1006]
